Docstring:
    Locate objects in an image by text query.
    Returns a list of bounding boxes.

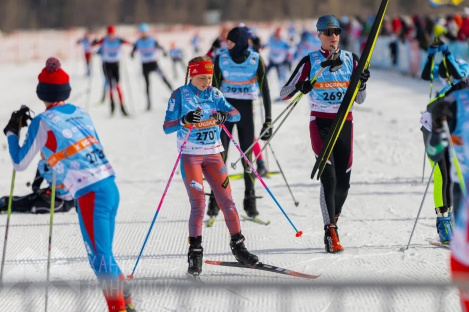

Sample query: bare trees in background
[0,0,463,33]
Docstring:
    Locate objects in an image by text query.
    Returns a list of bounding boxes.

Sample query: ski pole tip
[230,163,237,169]
[127,274,134,280]
[295,231,303,237]
[295,202,299,207]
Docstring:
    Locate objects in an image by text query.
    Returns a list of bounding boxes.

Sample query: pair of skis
[187,260,319,282]
[311,0,389,180]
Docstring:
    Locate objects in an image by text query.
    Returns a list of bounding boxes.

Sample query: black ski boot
[120,104,129,116]
[123,280,136,312]
[243,190,258,218]
[187,236,203,276]
[230,233,258,265]
[256,159,267,177]
[207,192,220,217]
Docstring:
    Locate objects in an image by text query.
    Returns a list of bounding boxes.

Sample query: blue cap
[316,15,341,35]
[139,23,149,33]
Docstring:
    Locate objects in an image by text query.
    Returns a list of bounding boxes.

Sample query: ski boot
[120,104,129,116]
[207,192,220,217]
[436,207,453,245]
[126,303,136,312]
[123,281,136,312]
[256,159,267,177]
[230,233,258,265]
[187,236,203,276]
[243,190,258,218]
[324,223,344,253]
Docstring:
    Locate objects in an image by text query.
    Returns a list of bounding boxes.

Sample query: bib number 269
[323,91,343,101]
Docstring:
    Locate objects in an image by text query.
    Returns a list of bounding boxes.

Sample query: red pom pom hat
[36,57,71,102]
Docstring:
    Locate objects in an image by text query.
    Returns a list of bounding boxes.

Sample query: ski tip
[265,220,271,226]
[126,274,134,280]
[295,231,303,237]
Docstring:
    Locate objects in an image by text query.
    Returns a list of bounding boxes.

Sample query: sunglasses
[322,28,342,36]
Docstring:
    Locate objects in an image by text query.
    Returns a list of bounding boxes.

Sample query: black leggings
[104,62,120,85]
[142,61,172,99]
[220,99,255,194]
[310,117,353,225]
[422,127,452,210]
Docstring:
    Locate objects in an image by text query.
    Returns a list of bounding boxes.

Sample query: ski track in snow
[0,39,462,311]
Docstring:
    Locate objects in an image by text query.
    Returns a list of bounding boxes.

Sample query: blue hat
[316,15,341,35]
[139,23,149,32]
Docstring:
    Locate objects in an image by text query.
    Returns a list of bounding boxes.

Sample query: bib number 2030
[226,86,250,94]
[323,91,343,102]
[196,130,216,141]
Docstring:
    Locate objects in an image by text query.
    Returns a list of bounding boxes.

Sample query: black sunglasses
[322,28,342,36]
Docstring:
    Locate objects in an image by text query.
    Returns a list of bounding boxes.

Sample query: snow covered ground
[0,29,463,311]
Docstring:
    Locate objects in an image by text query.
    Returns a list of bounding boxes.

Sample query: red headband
[189,60,213,77]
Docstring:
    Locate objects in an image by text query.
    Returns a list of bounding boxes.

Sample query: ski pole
[268,143,299,207]
[128,123,195,279]
[0,169,16,284]
[122,55,135,115]
[85,57,94,111]
[421,149,427,184]
[422,55,436,183]
[222,124,303,237]
[258,97,269,171]
[246,99,301,172]
[442,120,467,196]
[403,163,436,251]
[45,171,56,312]
[230,94,301,170]
[231,47,338,170]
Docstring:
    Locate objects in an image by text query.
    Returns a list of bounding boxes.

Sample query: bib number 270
[196,130,216,141]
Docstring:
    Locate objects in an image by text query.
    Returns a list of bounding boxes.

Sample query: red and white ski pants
[181,153,241,237]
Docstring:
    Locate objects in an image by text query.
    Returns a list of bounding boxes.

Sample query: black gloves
[321,57,343,72]
[360,69,370,84]
[211,111,230,125]
[3,105,33,136]
[296,81,313,94]
[182,109,203,124]
[260,118,272,140]
[359,69,370,91]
